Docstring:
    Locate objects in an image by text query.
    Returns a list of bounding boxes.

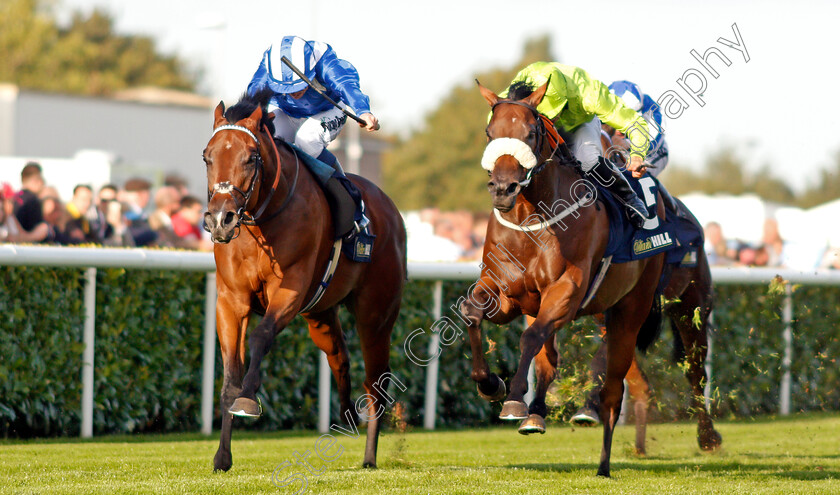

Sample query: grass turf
[1,414,838,494]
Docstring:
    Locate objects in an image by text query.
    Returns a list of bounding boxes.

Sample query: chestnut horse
[461,81,721,477]
[202,90,406,471]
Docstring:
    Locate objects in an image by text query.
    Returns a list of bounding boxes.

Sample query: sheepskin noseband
[481,137,538,171]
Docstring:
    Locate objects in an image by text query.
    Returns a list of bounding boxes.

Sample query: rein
[209,124,300,236]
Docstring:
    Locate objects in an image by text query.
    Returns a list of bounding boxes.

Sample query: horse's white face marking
[512,117,517,123]
[225,143,232,150]
[216,210,225,226]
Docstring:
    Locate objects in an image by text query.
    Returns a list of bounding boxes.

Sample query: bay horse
[202,90,406,472]
[561,127,720,458]
[462,81,721,477]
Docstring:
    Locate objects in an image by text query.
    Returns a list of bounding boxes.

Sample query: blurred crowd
[4,160,839,270]
[405,208,840,269]
[704,219,839,270]
[404,208,489,261]
[1,162,212,251]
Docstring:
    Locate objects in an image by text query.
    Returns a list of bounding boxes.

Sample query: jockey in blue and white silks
[246,36,379,170]
[608,80,669,177]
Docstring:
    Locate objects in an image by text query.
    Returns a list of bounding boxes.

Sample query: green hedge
[1,265,838,437]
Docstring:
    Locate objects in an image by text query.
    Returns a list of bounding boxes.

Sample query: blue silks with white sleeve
[247,36,371,119]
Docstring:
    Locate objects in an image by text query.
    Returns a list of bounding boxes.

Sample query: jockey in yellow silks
[503,62,653,228]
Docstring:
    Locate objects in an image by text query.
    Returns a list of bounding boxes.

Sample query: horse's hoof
[362,461,377,469]
[570,406,601,427]
[476,374,506,402]
[499,400,529,421]
[518,414,546,435]
[229,397,262,417]
[699,429,723,451]
[213,452,232,472]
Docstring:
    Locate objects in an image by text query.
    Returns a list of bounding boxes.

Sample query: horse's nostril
[223,211,237,227]
[506,183,519,195]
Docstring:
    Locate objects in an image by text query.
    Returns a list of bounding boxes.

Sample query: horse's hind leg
[352,287,402,469]
[213,289,250,472]
[667,260,722,451]
[305,308,357,426]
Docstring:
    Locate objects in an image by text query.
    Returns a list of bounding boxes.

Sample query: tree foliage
[0,0,195,95]
[799,152,840,208]
[382,35,555,212]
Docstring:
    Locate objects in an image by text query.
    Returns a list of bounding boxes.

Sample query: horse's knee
[459,297,485,326]
[459,280,501,325]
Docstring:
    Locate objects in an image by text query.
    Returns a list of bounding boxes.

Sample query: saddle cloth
[595,170,703,266]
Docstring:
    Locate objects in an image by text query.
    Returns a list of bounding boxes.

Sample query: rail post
[81,267,96,438]
[423,281,443,430]
[201,272,217,435]
[318,353,331,433]
[779,283,793,415]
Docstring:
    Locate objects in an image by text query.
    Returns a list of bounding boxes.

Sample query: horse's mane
[508,81,536,101]
[224,88,276,136]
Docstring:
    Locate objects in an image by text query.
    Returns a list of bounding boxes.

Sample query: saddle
[283,142,375,262]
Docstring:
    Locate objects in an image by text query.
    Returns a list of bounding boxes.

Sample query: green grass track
[1,414,838,494]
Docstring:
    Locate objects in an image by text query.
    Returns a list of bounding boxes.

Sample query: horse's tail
[635,292,663,353]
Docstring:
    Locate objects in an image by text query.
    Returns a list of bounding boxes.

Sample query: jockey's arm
[578,74,652,176]
[317,51,377,130]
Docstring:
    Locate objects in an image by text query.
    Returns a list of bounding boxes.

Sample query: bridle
[207,123,300,238]
[489,100,575,188]
[488,100,594,232]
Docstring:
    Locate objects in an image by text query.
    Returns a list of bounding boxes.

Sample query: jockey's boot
[317,149,370,239]
[588,157,650,229]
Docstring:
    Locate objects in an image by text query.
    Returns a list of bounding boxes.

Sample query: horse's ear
[213,101,226,129]
[243,105,263,130]
[476,79,499,107]
[524,79,550,108]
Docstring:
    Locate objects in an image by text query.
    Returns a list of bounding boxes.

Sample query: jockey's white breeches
[268,106,346,157]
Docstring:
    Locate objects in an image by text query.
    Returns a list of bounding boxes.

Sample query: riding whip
[280,56,380,130]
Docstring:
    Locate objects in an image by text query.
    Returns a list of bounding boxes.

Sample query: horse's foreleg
[460,280,507,402]
[518,331,557,435]
[232,294,296,417]
[213,290,250,472]
[624,357,651,455]
[500,281,578,421]
[596,317,637,478]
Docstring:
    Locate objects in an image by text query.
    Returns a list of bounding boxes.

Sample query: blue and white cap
[608,80,644,112]
[263,36,330,94]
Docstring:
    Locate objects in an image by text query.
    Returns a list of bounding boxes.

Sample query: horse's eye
[527,130,536,140]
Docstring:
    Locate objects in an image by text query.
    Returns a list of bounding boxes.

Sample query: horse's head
[478,80,550,212]
[202,92,274,243]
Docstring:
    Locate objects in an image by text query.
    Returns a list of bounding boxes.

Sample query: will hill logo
[633,232,674,255]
